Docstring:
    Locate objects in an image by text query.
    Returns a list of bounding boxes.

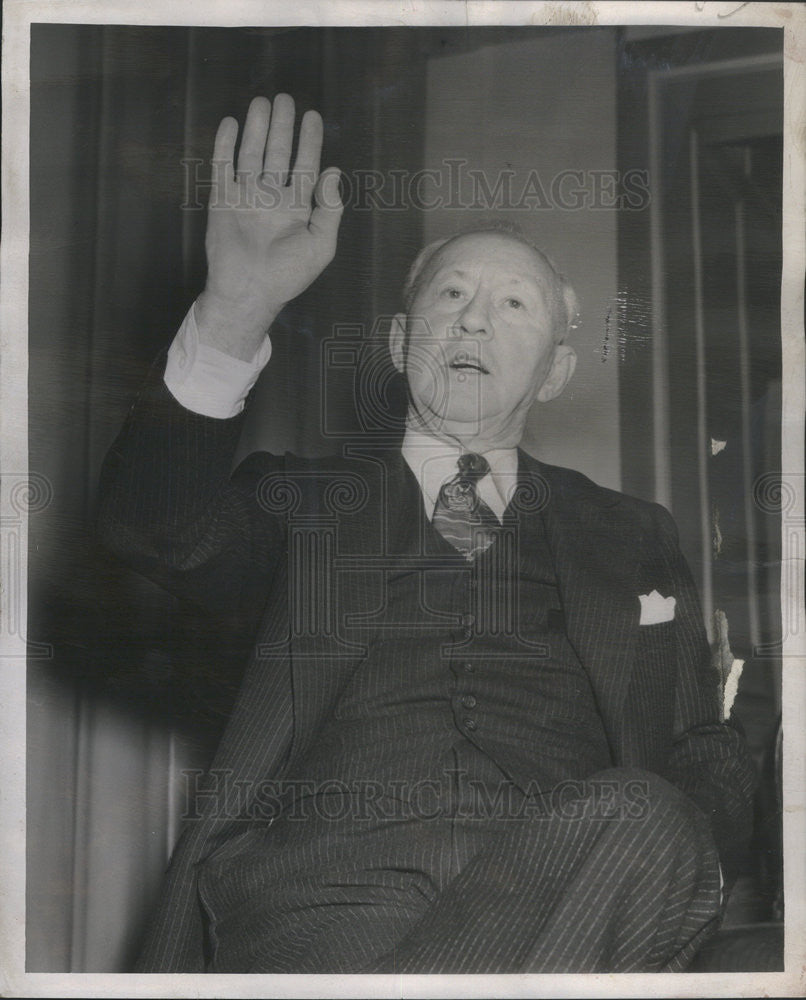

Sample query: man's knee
[584,767,715,863]
[587,767,699,817]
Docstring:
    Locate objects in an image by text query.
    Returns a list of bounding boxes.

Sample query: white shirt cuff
[163,301,272,419]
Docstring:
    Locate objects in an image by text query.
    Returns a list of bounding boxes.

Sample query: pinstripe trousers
[200,763,722,974]
[367,766,723,973]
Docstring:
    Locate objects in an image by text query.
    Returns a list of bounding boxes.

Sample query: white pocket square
[638,590,676,625]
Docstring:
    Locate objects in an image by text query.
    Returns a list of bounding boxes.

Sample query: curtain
[27,24,430,971]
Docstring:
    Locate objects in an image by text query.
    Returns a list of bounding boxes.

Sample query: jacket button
[461,694,477,709]
[464,717,477,731]
[463,662,475,673]
[461,613,474,627]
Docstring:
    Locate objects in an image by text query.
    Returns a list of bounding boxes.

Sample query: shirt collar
[401,427,518,521]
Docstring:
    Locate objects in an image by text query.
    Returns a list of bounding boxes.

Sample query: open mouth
[448,353,489,375]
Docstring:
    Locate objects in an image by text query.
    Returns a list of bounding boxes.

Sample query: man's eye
[443,288,464,299]
[506,297,523,309]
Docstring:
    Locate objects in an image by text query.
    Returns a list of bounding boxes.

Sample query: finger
[210,115,237,208]
[263,93,295,183]
[309,167,344,253]
[291,109,323,205]
[237,96,272,188]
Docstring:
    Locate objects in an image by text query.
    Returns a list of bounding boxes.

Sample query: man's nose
[454,295,492,338]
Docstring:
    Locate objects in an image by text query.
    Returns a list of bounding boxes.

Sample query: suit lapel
[284,447,417,762]
[520,452,642,756]
[336,445,421,557]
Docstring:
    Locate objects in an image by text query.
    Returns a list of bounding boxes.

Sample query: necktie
[432,452,500,559]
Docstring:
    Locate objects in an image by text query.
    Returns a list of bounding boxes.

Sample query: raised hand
[195,95,343,360]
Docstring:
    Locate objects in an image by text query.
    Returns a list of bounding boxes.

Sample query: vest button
[461,613,474,627]
[461,694,477,709]
[463,718,477,731]
[463,662,475,673]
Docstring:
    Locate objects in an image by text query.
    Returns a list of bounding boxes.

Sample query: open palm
[197,95,343,358]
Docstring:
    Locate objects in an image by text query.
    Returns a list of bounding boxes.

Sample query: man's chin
[407,390,514,441]
[419,410,499,442]
[434,394,496,428]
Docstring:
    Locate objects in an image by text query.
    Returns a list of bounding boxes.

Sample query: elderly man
[98,95,754,974]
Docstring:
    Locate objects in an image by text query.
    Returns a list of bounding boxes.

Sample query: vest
[289,499,612,800]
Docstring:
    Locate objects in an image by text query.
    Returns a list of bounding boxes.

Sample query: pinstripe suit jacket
[97,371,755,972]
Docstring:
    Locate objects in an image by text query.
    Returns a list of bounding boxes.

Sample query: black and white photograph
[1,1,804,995]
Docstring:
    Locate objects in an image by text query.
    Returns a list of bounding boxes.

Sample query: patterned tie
[432,452,500,559]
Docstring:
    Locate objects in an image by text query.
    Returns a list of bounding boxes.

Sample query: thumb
[309,168,344,244]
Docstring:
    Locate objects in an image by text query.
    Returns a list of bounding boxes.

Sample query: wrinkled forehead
[423,232,560,293]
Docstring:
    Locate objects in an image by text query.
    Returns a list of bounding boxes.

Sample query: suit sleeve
[96,352,286,634]
[652,502,756,883]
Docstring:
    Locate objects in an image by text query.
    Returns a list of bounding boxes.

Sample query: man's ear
[389,312,408,373]
[536,344,577,403]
